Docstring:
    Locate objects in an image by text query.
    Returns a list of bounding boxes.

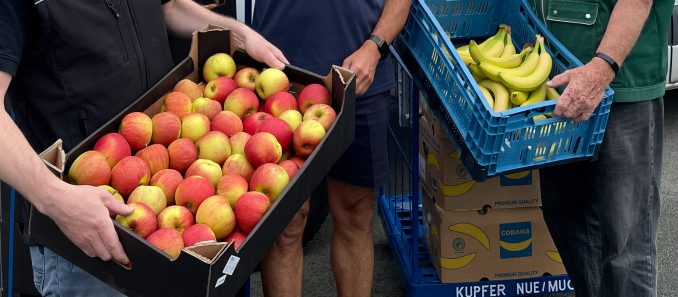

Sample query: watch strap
[595,52,619,75]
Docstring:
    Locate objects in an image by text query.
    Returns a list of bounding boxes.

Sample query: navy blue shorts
[329,91,390,188]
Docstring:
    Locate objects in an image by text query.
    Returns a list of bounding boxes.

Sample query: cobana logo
[499,222,532,259]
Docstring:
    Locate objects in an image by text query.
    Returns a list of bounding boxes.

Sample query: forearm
[0,72,61,213]
[371,0,411,43]
[162,0,249,48]
[596,0,653,65]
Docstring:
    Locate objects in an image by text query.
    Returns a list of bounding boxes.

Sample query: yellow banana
[546,87,560,99]
[500,33,516,58]
[533,115,548,121]
[457,44,469,51]
[500,36,552,92]
[449,223,490,250]
[441,253,477,270]
[520,83,547,107]
[500,239,532,252]
[478,85,495,109]
[456,49,475,65]
[479,43,539,82]
[469,41,530,68]
[440,180,476,196]
[510,90,529,106]
[479,79,509,112]
[480,27,507,57]
[468,63,486,81]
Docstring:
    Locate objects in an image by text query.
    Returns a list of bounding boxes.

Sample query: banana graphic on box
[440,223,490,269]
[499,238,533,252]
[425,152,476,196]
[546,251,563,263]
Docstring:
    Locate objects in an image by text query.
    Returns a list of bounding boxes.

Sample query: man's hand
[233,27,289,70]
[42,182,134,264]
[342,41,381,96]
[547,57,614,122]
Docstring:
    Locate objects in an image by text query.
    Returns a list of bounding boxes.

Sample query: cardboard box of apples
[27,26,356,297]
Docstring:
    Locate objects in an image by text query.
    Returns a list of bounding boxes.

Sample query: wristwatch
[368,34,390,60]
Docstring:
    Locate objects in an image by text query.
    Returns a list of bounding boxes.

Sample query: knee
[276,201,310,247]
[332,201,372,234]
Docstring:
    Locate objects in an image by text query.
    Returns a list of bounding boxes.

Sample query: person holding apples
[0,0,287,295]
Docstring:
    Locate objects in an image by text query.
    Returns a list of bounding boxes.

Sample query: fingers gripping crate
[402,0,614,180]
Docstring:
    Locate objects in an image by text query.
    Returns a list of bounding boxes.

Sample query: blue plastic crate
[401,0,614,180]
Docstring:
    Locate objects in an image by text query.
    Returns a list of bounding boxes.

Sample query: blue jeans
[30,245,125,297]
[540,98,663,297]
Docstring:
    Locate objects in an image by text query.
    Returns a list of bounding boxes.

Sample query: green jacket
[532,0,673,102]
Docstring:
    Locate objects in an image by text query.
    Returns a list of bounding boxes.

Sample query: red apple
[298,83,331,114]
[203,53,236,81]
[278,160,300,178]
[243,112,273,135]
[192,97,222,120]
[175,176,215,214]
[147,228,184,259]
[303,104,336,131]
[255,68,290,100]
[173,79,203,101]
[185,159,223,189]
[119,112,153,152]
[249,163,290,202]
[289,156,306,169]
[68,151,111,186]
[93,133,131,168]
[234,191,271,233]
[195,131,231,165]
[204,77,237,104]
[182,223,217,247]
[135,144,169,176]
[127,185,167,215]
[264,92,297,117]
[293,120,326,158]
[162,92,193,119]
[196,195,236,239]
[223,88,259,119]
[229,132,251,155]
[222,154,254,181]
[98,185,124,204]
[234,67,260,91]
[157,205,194,232]
[211,111,243,137]
[111,156,151,196]
[244,132,282,168]
[116,202,157,239]
[278,110,303,131]
[224,229,247,249]
[151,112,181,146]
[150,169,183,204]
[256,118,293,151]
[217,174,249,208]
[181,113,210,142]
[167,138,198,174]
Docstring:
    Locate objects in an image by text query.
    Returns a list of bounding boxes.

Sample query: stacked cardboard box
[419,98,566,283]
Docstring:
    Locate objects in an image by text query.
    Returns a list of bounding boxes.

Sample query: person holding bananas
[531,0,671,296]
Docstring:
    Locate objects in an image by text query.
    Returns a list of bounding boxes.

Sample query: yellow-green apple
[68,151,111,186]
[180,113,210,142]
[162,92,193,119]
[150,169,183,204]
[167,138,198,174]
[111,156,151,196]
[249,163,290,202]
[222,154,254,181]
[256,118,293,151]
[195,131,231,165]
[293,120,326,158]
[234,191,270,233]
[278,160,300,178]
[223,88,259,119]
[217,174,248,208]
[151,112,181,146]
[196,195,235,239]
[116,202,157,239]
[175,176,215,214]
[204,77,237,104]
[278,110,303,131]
[99,185,124,204]
[182,223,217,247]
[244,132,282,168]
[157,205,194,232]
[233,67,260,91]
[93,133,131,168]
[127,185,167,215]
[224,229,247,249]
[303,104,336,131]
[229,132,251,155]
[135,144,169,176]
[298,83,331,114]
[255,68,290,100]
[289,156,306,169]
[119,112,153,152]
[192,97,222,120]
[203,53,236,81]
[211,111,243,137]
[185,159,222,189]
[146,228,184,259]
[243,112,273,135]
[173,79,203,101]
[264,92,297,117]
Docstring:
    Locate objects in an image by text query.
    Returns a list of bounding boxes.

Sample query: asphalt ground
[249,94,678,297]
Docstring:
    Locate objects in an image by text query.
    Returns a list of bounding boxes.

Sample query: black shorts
[329,91,390,188]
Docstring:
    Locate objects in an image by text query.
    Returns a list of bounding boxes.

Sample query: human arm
[162,0,288,69]
[342,0,411,96]
[547,0,653,121]
[0,72,133,264]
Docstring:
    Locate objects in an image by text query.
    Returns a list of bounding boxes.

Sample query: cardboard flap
[183,242,228,264]
[39,139,65,178]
